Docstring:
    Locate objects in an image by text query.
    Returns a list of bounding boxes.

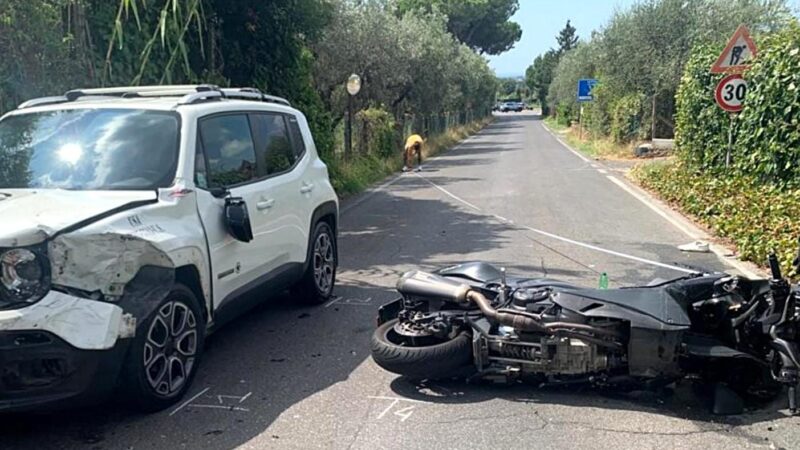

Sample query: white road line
[606,176,699,239]
[340,175,404,215]
[414,172,482,211]
[415,172,698,275]
[607,176,760,279]
[514,222,697,274]
[542,121,761,279]
[169,387,210,416]
[541,123,590,163]
[340,131,480,215]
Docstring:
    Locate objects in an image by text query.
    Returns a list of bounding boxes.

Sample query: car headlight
[0,247,51,305]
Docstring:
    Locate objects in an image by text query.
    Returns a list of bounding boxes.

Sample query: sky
[488,0,637,78]
[488,0,800,78]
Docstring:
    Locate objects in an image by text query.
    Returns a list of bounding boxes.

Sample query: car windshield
[0,108,179,190]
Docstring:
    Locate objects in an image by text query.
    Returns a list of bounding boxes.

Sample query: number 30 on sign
[715,74,747,113]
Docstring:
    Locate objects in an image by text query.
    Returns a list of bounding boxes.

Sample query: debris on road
[678,240,711,253]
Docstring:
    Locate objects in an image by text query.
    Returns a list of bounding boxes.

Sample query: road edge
[540,121,765,279]
[340,123,486,216]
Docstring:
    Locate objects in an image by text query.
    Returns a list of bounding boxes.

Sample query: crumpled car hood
[0,189,158,247]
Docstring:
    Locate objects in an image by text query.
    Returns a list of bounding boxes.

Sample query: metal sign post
[710,26,757,170]
[576,79,597,140]
[726,113,734,168]
[345,74,362,160]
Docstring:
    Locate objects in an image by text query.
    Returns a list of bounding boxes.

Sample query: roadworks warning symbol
[710,25,758,74]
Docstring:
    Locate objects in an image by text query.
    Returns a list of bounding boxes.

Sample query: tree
[524,19,581,116]
[556,20,579,53]
[396,0,522,55]
[525,50,559,114]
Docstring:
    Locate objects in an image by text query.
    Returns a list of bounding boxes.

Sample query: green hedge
[676,22,800,185]
[640,21,800,274]
[736,22,800,185]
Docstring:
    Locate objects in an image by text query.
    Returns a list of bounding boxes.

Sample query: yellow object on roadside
[405,134,424,150]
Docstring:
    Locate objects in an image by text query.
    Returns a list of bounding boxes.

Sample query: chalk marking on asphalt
[187,405,250,412]
[169,387,210,416]
[367,395,429,404]
[415,172,698,275]
[598,169,608,174]
[324,296,341,308]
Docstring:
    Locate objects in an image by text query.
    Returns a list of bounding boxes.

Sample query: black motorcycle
[370,254,800,414]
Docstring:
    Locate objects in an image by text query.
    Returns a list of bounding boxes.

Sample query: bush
[735,22,800,185]
[355,107,396,157]
[609,92,647,143]
[674,43,732,169]
[675,23,800,184]
[633,160,800,276]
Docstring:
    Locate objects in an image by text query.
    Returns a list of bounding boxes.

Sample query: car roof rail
[64,84,218,101]
[177,87,291,107]
[17,95,69,110]
[16,85,291,110]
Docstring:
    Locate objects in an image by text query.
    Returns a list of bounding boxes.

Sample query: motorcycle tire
[370,319,473,380]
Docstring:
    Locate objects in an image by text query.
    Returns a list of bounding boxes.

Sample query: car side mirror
[224,197,253,243]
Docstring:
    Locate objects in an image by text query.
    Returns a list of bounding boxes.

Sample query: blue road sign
[577,79,598,102]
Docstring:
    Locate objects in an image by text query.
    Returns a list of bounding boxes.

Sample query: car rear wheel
[120,284,205,412]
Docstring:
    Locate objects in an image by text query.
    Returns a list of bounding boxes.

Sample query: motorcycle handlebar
[769,253,783,281]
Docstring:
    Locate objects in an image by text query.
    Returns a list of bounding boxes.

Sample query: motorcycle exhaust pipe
[467,290,547,332]
[396,271,471,303]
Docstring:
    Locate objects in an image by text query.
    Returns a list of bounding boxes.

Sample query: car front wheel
[120,284,205,412]
[293,221,337,304]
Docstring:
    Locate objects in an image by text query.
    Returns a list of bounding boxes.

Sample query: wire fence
[335,108,491,161]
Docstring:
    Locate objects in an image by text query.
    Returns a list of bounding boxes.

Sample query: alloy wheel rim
[313,232,335,294]
[143,300,198,397]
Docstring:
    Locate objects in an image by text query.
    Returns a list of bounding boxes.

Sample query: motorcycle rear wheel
[370,319,473,380]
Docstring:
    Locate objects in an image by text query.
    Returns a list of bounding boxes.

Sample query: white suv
[0,85,338,412]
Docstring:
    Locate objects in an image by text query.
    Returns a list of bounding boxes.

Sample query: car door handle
[300,183,314,194]
[257,199,275,210]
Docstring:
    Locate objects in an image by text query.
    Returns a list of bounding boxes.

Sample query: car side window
[286,115,306,160]
[250,113,295,176]
[198,114,258,187]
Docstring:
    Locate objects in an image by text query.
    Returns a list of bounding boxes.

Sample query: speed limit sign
[715,74,747,112]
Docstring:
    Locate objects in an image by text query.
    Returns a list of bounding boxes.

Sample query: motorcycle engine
[478,286,621,377]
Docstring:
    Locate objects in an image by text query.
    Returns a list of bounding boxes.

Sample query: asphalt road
[3,112,799,449]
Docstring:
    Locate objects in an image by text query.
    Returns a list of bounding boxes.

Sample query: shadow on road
[388,377,792,431]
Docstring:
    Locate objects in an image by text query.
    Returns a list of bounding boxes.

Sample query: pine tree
[556,20,578,54]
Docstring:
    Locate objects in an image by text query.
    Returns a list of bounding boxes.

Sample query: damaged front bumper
[0,291,133,413]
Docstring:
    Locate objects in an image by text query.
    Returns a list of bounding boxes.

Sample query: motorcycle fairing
[551,286,692,330]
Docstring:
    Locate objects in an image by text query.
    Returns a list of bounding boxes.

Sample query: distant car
[499,102,523,113]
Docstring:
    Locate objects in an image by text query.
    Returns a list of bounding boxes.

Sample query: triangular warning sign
[711,25,758,74]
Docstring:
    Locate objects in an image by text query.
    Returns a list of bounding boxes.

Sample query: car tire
[120,284,205,412]
[293,221,337,305]
[370,319,474,380]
